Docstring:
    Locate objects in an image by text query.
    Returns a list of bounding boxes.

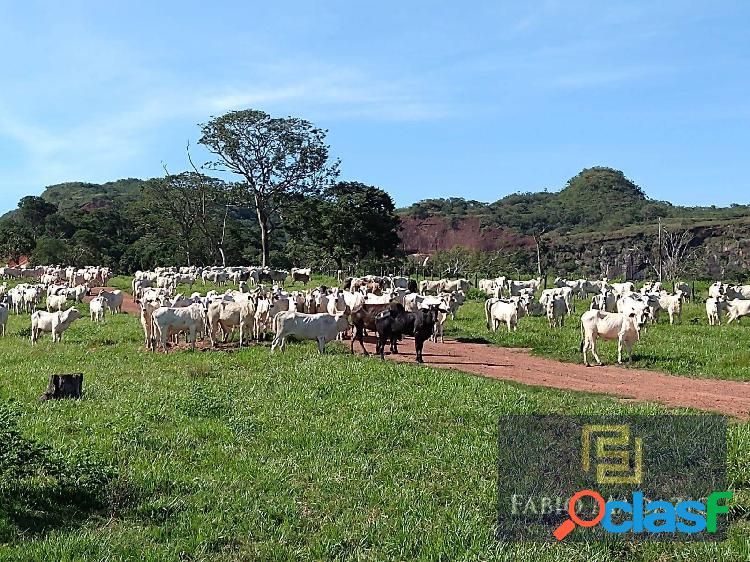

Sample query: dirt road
[364,338,750,420]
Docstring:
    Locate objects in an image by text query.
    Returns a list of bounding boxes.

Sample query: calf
[580,310,641,366]
[546,295,567,328]
[90,296,106,323]
[706,296,726,326]
[31,308,82,344]
[271,311,349,353]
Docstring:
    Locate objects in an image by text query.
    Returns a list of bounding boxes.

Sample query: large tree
[286,181,401,269]
[17,196,58,238]
[0,220,35,264]
[199,109,339,266]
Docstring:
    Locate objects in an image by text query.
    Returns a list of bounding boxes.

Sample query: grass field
[446,299,750,381]
[0,278,748,560]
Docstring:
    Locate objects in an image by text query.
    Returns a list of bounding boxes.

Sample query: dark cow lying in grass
[374,302,447,363]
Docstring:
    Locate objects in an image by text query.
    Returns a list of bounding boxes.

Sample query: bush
[465,288,487,301]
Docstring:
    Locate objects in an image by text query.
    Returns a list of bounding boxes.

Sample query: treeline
[0,109,402,273]
[0,180,402,273]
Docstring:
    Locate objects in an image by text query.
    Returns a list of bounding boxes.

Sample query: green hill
[399,167,750,236]
[40,178,145,213]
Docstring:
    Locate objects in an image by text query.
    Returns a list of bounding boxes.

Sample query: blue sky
[1,1,748,214]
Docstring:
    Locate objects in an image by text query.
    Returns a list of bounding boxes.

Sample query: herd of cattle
[2,265,750,365]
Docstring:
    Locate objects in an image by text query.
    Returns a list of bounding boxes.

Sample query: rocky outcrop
[399,216,534,253]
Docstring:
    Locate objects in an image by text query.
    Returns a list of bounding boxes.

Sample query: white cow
[90,296,106,323]
[152,304,207,351]
[616,294,652,330]
[656,291,683,325]
[706,297,725,326]
[138,299,162,349]
[207,300,254,345]
[507,278,542,297]
[485,298,518,332]
[610,281,635,296]
[441,279,469,293]
[726,299,750,324]
[726,285,750,300]
[590,291,617,313]
[46,293,68,312]
[580,310,641,366]
[31,308,82,344]
[270,311,350,353]
[708,282,726,299]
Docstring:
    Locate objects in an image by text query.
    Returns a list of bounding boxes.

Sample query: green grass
[0,301,747,560]
[0,279,747,559]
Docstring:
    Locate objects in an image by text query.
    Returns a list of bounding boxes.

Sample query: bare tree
[642,226,701,282]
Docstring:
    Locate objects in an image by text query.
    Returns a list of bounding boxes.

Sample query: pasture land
[0,278,748,559]
[447,299,750,382]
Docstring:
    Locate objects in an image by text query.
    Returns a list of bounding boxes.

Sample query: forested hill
[399,167,750,238]
[39,178,145,212]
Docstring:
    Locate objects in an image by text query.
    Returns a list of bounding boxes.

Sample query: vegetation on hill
[40,178,145,213]
[401,167,750,236]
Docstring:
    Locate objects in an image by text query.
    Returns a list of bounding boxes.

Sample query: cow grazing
[31,308,82,344]
[152,304,207,351]
[271,311,350,354]
[580,310,641,366]
[726,299,750,324]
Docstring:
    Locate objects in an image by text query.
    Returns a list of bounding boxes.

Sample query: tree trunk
[534,236,543,277]
[40,373,83,401]
[254,195,269,267]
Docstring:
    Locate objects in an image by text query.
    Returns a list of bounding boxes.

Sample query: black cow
[374,302,446,363]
